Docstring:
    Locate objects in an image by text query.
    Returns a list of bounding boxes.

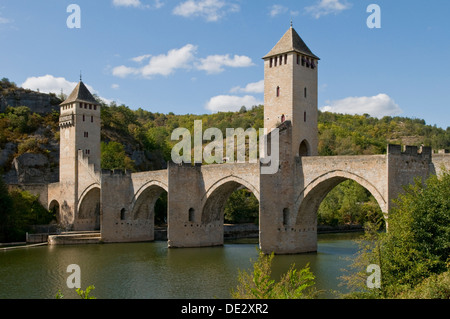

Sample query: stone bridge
[100,162,260,248]
[37,25,450,254]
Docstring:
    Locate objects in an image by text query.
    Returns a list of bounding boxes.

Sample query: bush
[340,170,450,298]
[399,271,450,299]
[231,250,317,299]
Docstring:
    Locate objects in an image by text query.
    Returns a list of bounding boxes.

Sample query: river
[0,232,362,299]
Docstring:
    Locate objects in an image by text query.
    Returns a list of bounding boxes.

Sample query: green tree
[231,250,317,299]
[101,141,135,171]
[341,170,450,298]
[0,177,14,242]
[224,188,259,224]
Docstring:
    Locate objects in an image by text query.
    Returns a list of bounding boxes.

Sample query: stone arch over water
[77,185,101,230]
[130,182,167,222]
[201,176,260,225]
[295,170,387,227]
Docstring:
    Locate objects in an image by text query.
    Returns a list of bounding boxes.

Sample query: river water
[0,232,361,299]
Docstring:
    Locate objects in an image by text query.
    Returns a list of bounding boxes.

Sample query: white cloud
[0,16,11,24]
[320,94,403,118]
[21,74,113,104]
[305,0,351,19]
[270,5,287,17]
[112,0,163,9]
[113,0,142,8]
[230,80,264,94]
[112,65,139,78]
[173,0,239,22]
[196,54,254,74]
[112,44,197,78]
[141,44,197,77]
[21,75,87,95]
[112,45,253,78]
[131,54,152,63]
[206,95,262,113]
[111,84,120,89]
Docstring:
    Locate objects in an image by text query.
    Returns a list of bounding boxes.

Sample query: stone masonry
[20,26,448,254]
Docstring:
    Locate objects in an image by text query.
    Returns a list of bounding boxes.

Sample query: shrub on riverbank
[231,250,317,299]
[341,170,450,299]
[0,177,55,243]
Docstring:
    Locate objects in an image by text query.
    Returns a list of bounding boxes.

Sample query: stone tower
[263,26,320,157]
[58,81,101,229]
[259,26,321,254]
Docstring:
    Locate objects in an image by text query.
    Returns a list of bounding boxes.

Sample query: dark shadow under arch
[78,187,101,230]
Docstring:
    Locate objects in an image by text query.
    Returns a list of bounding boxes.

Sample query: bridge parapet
[387,144,432,159]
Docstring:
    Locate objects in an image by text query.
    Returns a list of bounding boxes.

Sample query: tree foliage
[341,170,450,298]
[231,250,317,299]
[100,141,135,171]
[0,177,55,242]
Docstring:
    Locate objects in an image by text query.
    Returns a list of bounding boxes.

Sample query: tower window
[304,87,307,98]
[270,58,273,68]
[89,104,92,110]
[80,103,82,108]
[281,114,285,123]
[276,86,280,97]
[85,149,90,155]
[311,60,316,69]
[284,54,287,64]
[297,54,300,65]
[91,116,93,123]
[283,208,289,226]
[189,208,195,222]
[94,105,97,111]
[304,111,307,122]
[120,208,126,221]
[84,132,89,138]
[83,115,85,122]
[274,56,277,67]
[301,56,306,66]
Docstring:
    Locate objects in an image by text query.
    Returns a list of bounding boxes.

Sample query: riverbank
[1,224,363,248]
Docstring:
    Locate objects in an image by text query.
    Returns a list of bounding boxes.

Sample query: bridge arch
[130,181,168,221]
[48,199,60,223]
[295,170,387,226]
[201,175,260,225]
[77,184,101,230]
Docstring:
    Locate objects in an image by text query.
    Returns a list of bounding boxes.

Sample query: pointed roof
[263,27,319,60]
[61,81,98,105]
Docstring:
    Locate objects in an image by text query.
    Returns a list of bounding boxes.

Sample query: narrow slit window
[304,87,307,98]
[83,114,85,122]
[276,86,280,97]
[284,54,287,64]
[91,116,93,123]
[270,58,273,68]
[189,208,195,222]
[304,111,307,122]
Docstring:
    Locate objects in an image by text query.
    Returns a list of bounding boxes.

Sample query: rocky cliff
[0,87,61,114]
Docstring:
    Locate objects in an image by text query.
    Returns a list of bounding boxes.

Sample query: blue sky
[0,0,449,129]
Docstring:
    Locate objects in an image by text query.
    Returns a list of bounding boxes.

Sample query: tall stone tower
[58,81,101,229]
[263,25,320,157]
[259,26,321,254]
